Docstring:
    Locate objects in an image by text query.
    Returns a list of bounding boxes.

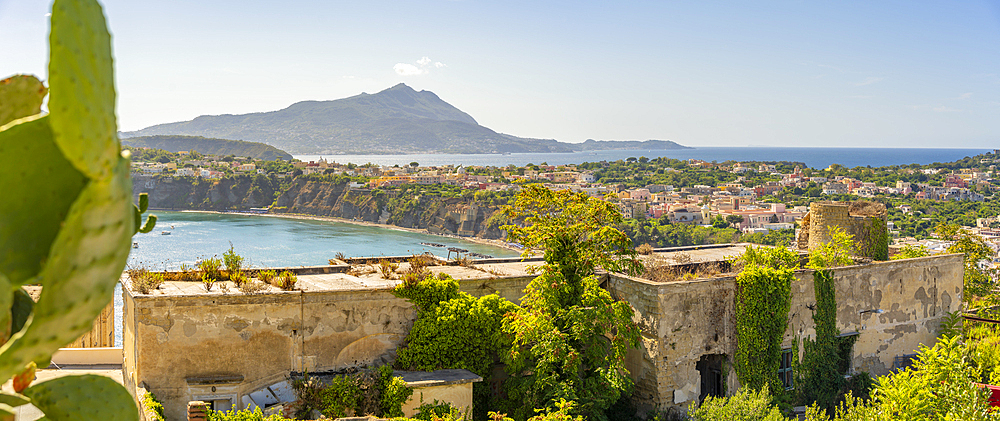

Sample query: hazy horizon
[2,1,999,148]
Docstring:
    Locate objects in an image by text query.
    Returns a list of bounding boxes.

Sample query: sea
[114,211,520,345]
[294,147,990,169]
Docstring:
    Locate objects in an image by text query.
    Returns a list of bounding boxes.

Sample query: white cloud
[393,57,446,76]
[955,92,973,100]
[854,77,884,86]
[393,63,426,76]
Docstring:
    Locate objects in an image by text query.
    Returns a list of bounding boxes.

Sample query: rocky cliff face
[135,175,506,239]
[274,179,505,239]
[133,174,283,210]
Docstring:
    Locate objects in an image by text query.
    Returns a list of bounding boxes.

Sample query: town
[129,146,1000,257]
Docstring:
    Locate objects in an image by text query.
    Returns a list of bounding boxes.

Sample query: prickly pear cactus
[0,0,147,419]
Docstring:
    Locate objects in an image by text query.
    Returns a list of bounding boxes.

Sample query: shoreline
[164,209,524,254]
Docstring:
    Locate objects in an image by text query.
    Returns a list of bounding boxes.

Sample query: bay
[294,147,990,170]
[128,211,519,271]
[117,211,519,346]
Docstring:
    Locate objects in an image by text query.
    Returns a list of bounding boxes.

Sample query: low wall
[51,347,123,365]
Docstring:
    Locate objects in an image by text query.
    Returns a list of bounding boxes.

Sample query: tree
[713,216,730,229]
[409,162,419,168]
[936,223,997,302]
[727,215,745,227]
[500,185,641,420]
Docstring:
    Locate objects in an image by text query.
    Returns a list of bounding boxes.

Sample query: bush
[199,257,223,281]
[379,259,399,279]
[128,267,164,294]
[239,280,267,295]
[688,385,786,421]
[274,271,297,290]
[142,392,165,421]
[257,269,277,284]
[636,243,655,255]
[230,270,249,287]
[289,366,412,419]
[207,407,290,421]
[413,400,462,420]
[222,242,246,273]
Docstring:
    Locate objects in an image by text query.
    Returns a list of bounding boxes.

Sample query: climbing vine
[796,228,858,412]
[854,217,889,261]
[734,246,797,392]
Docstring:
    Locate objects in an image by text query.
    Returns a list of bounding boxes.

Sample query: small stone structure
[122,248,962,418]
[397,369,482,417]
[797,201,888,257]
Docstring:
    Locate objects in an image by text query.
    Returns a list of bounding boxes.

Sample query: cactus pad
[23,375,138,421]
[0,75,47,127]
[0,115,87,286]
[47,0,119,180]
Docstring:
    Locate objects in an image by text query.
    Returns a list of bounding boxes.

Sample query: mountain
[576,139,691,150]
[121,135,293,160]
[122,84,689,154]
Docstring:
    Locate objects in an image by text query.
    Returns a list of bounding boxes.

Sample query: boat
[161,231,171,235]
[132,242,139,248]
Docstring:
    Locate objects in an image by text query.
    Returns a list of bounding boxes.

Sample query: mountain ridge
[122,84,690,154]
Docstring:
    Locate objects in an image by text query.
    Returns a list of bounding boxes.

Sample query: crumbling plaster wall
[123,276,533,420]
[607,253,964,410]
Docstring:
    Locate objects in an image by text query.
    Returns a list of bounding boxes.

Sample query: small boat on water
[132,242,139,248]
[161,231,171,235]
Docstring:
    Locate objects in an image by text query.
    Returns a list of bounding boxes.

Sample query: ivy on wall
[734,246,797,392]
[796,228,858,412]
[854,217,889,261]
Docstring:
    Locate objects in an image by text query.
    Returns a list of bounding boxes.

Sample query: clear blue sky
[2,1,999,148]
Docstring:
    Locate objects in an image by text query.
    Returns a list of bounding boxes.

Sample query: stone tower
[797,201,889,260]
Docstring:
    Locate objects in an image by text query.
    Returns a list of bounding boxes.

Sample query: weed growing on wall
[734,246,797,392]
[289,366,411,419]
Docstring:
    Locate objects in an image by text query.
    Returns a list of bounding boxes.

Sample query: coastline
[167,209,524,254]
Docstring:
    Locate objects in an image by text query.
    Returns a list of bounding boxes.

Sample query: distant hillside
[122,84,689,154]
[121,135,292,160]
[575,139,691,151]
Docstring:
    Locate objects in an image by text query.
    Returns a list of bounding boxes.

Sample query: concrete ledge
[52,347,123,365]
[396,369,483,387]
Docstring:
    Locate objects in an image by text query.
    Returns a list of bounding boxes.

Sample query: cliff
[132,173,285,210]
[273,179,506,238]
[134,174,507,239]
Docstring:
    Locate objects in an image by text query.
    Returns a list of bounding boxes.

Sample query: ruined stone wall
[122,276,533,420]
[606,253,964,411]
[798,201,888,257]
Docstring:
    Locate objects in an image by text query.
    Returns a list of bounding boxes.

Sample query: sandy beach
[173,209,524,254]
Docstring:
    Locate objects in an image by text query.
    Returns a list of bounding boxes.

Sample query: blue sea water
[294,147,989,170]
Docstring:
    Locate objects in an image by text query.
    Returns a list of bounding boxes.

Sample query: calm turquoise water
[128,211,519,270]
[295,147,989,169]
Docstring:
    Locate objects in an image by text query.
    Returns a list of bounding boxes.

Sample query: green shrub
[142,391,165,421]
[321,375,360,418]
[257,269,277,284]
[199,256,223,281]
[275,270,297,290]
[688,385,786,421]
[207,407,291,421]
[413,400,462,420]
[223,242,246,273]
[378,365,414,417]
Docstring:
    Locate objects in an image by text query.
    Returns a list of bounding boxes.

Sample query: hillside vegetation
[122,135,293,160]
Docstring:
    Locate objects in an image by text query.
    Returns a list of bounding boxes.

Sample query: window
[778,348,794,390]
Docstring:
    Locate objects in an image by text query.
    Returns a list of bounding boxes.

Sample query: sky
[2,0,999,148]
